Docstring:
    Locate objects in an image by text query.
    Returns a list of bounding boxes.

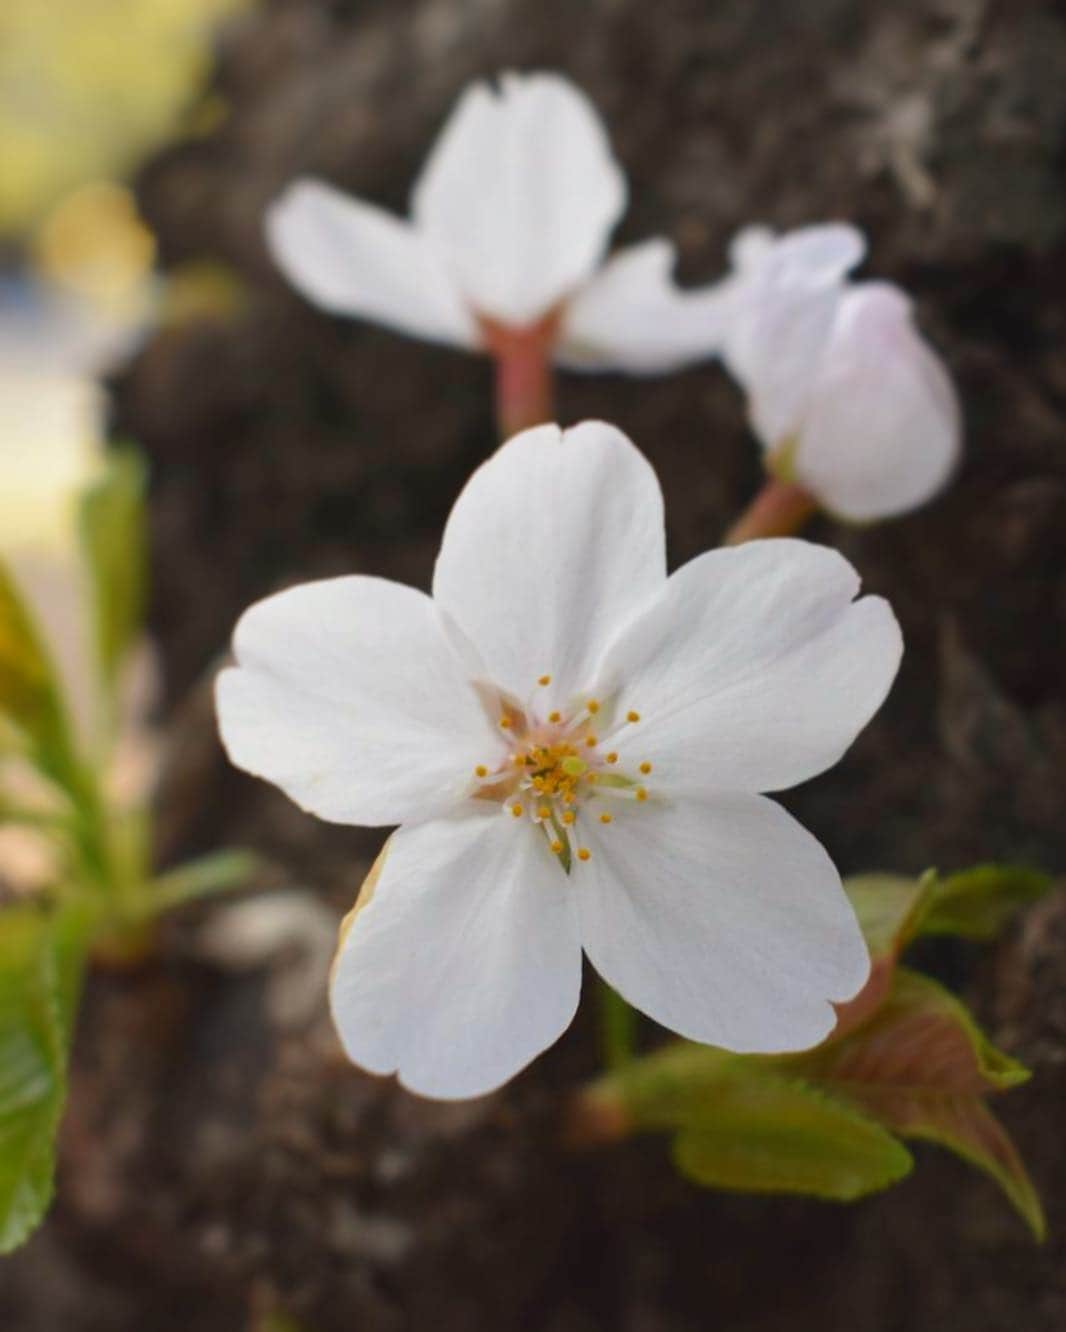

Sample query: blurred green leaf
[0,906,87,1254]
[147,848,260,916]
[0,559,75,782]
[781,968,1044,1239]
[79,449,147,695]
[673,1076,912,1201]
[920,865,1052,941]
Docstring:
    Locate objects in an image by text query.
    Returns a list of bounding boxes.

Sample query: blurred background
[2,1,1065,1328]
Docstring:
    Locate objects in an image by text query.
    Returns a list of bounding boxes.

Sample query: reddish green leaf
[782,969,1044,1239]
[834,873,934,1037]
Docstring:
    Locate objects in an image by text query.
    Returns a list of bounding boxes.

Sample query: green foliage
[584,1041,910,1200]
[0,907,86,1254]
[0,443,257,1256]
[0,560,75,784]
[920,864,1052,940]
[672,1077,912,1202]
[578,861,1049,1236]
[777,969,1044,1239]
[79,449,148,698]
[844,872,934,956]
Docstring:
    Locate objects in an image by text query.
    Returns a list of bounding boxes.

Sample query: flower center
[471,678,651,870]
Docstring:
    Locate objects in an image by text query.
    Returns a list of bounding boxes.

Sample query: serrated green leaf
[920,865,1052,941]
[781,968,1044,1239]
[0,559,75,781]
[672,1075,913,1201]
[578,1041,911,1203]
[78,449,147,693]
[0,906,87,1254]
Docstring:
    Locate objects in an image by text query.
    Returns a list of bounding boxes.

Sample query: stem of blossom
[564,1084,631,1148]
[723,476,819,545]
[599,978,638,1071]
[480,313,559,440]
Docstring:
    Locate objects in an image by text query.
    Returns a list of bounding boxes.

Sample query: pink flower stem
[723,476,819,544]
[481,312,559,441]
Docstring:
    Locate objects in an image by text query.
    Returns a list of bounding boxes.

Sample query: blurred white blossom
[267,72,721,375]
[719,223,961,522]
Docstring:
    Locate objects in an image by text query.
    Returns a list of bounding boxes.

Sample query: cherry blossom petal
[330,808,582,1098]
[578,793,869,1052]
[593,539,901,796]
[216,576,503,827]
[432,422,666,710]
[722,223,866,445]
[556,240,726,373]
[266,180,478,349]
[795,283,962,521]
[411,73,626,327]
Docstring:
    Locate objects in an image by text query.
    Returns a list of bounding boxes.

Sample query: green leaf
[920,865,1052,941]
[0,559,75,781]
[672,1075,913,1201]
[78,449,147,693]
[835,872,937,1036]
[147,848,260,916]
[0,906,87,1254]
[577,1042,911,1203]
[844,873,935,956]
[781,968,1044,1239]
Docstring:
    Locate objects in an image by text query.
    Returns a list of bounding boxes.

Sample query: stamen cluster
[472,681,650,868]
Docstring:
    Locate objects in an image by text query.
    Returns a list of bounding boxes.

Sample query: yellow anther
[587,699,600,714]
[548,710,561,723]
[577,848,591,862]
[475,765,488,778]
[606,752,618,764]
[537,806,550,821]
[550,840,564,854]
[627,710,641,724]
[585,734,598,748]
[500,716,513,730]
[639,761,652,775]
[510,802,523,818]
[538,674,552,686]
[562,811,576,826]
[636,787,648,802]
[599,812,613,825]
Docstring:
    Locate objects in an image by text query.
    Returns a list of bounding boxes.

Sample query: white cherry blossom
[266,72,720,375]
[718,223,962,522]
[216,421,902,1099]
